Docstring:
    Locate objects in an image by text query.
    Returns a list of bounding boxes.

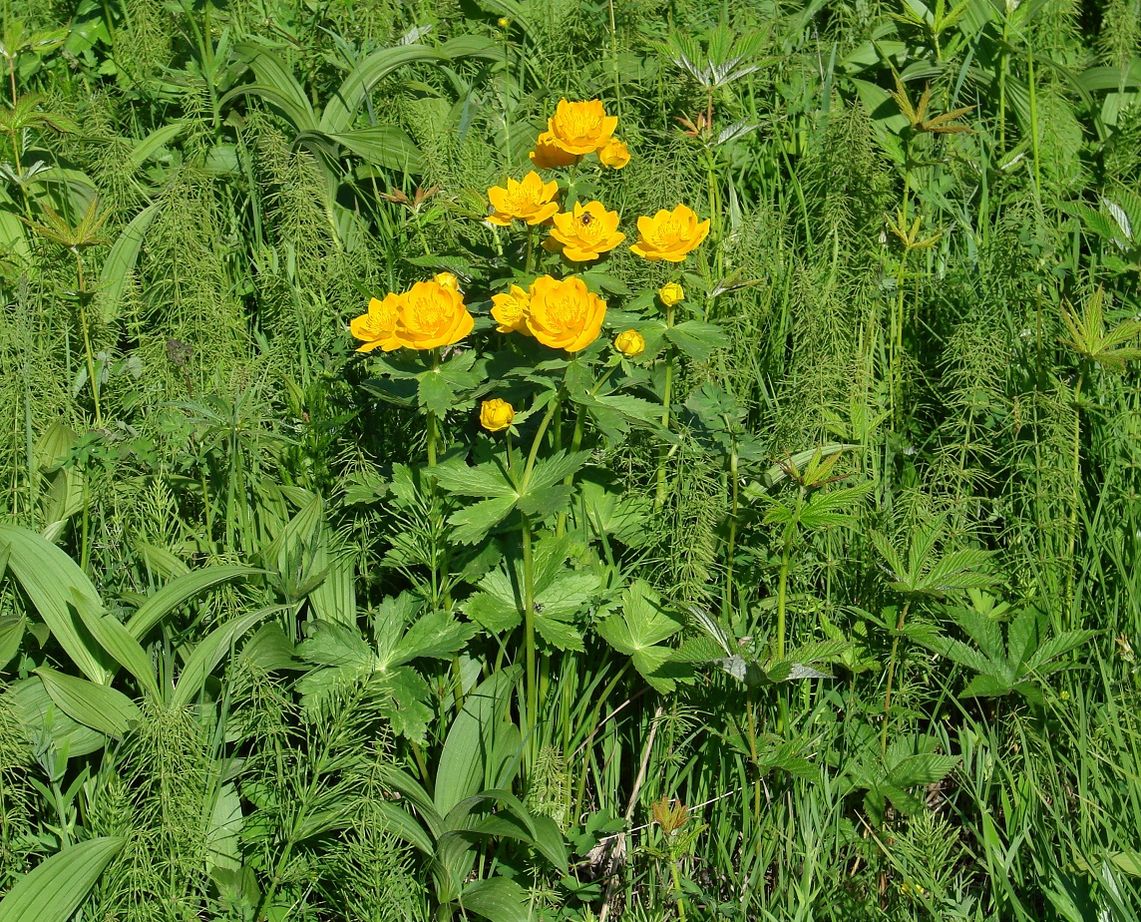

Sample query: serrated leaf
[524,450,591,492]
[515,484,572,518]
[449,495,518,545]
[433,458,516,498]
[664,319,728,361]
[392,610,476,664]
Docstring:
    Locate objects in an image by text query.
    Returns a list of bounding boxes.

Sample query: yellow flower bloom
[598,137,630,169]
[490,284,532,334]
[546,99,618,156]
[487,171,560,226]
[529,130,580,169]
[658,282,685,306]
[630,205,710,262]
[547,200,625,262]
[525,275,607,352]
[394,279,474,350]
[350,293,403,353]
[433,271,461,292]
[614,329,645,358]
[480,398,515,432]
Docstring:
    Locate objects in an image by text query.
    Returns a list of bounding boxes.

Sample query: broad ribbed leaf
[35,666,139,738]
[126,564,260,638]
[0,525,111,684]
[0,836,124,922]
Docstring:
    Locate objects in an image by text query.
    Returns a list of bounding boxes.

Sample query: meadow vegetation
[1,0,1140,919]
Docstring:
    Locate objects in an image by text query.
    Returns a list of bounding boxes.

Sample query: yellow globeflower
[547,201,625,262]
[547,99,618,156]
[630,205,710,262]
[525,275,607,352]
[491,285,532,334]
[614,329,645,358]
[487,171,560,226]
[598,137,630,169]
[394,278,474,350]
[433,271,461,292]
[530,131,579,169]
[658,282,685,306]
[350,293,403,353]
[480,398,515,432]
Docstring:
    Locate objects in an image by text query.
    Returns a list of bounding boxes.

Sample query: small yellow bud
[658,282,684,306]
[497,16,511,28]
[614,328,645,358]
[480,398,515,432]
[433,271,460,292]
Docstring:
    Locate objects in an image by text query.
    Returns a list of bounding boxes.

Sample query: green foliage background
[1,0,1140,919]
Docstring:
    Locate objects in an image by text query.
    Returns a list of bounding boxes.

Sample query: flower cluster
[529,99,629,169]
[491,275,607,353]
[350,98,711,437]
[350,273,473,353]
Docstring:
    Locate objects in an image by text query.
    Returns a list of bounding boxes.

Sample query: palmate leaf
[463,539,598,650]
[597,581,684,691]
[433,457,516,498]
[664,319,728,362]
[448,496,517,545]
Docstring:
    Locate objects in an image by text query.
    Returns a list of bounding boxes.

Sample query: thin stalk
[1064,368,1084,620]
[608,0,621,119]
[669,858,689,922]
[73,252,102,426]
[521,514,538,765]
[517,394,561,772]
[725,445,739,617]
[655,300,676,508]
[881,599,912,755]
[1027,48,1042,206]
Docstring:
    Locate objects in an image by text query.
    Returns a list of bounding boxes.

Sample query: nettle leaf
[597,580,684,691]
[664,319,728,362]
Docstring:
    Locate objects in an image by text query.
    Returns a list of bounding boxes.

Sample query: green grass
[1,0,1140,919]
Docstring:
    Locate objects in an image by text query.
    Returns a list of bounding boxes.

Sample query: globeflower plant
[348,96,720,792]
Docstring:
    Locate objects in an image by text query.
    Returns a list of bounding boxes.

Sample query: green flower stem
[880,599,911,756]
[655,300,677,509]
[555,402,586,538]
[522,391,561,489]
[669,854,689,922]
[518,393,562,772]
[521,512,538,765]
